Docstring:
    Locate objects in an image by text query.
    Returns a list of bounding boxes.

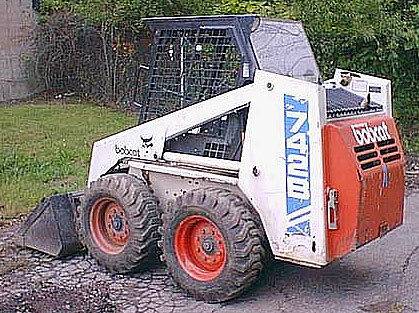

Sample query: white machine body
[88,70,330,267]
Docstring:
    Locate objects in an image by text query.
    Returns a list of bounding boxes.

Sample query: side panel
[239,71,327,267]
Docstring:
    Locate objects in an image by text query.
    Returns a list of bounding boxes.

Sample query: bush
[34,11,151,106]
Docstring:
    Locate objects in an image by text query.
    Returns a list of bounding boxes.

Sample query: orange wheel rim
[174,215,226,281]
[90,197,130,254]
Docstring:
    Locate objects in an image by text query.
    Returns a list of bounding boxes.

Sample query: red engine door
[323,115,404,261]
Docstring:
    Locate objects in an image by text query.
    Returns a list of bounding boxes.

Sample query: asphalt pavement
[214,192,419,313]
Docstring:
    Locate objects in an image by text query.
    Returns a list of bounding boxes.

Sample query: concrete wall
[0,0,37,102]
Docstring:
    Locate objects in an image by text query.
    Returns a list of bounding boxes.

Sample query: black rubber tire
[160,187,267,302]
[78,173,161,273]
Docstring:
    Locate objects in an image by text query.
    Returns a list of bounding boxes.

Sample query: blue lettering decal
[284,95,311,236]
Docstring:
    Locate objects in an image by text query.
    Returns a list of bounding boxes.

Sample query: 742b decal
[284,95,311,237]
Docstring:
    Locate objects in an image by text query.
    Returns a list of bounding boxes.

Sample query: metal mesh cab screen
[326,88,383,119]
[139,28,242,123]
[164,106,249,161]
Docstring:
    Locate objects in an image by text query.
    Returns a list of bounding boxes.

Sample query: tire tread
[160,187,267,302]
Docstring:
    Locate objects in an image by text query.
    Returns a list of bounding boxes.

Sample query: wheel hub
[174,215,227,281]
[111,214,124,232]
[201,237,217,254]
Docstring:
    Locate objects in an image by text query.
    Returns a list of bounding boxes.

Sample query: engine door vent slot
[377,138,395,147]
[355,143,382,170]
[354,143,375,153]
[383,154,401,163]
[361,160,381,170]
[354,139,401,170]
[357,151,378,162]
[380,146,398,155]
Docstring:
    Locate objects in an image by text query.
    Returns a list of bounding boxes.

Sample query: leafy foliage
[216,0,417,78]
[39,0,217,30]
[39,0,165,30]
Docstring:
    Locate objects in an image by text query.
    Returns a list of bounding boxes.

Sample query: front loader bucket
[17,192,84,257]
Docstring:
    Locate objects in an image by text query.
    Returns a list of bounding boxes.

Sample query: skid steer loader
[18,15,405,302]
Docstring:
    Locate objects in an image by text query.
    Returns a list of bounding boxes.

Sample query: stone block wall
[0,0,37,102]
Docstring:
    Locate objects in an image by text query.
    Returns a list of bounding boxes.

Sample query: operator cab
[139,15,387,162]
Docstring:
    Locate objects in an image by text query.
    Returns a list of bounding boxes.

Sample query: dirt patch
[359,300,408,313]
[0,244,31,275]
[49,176,78,189]
[0,214,27,231]
[0,220,34,275]
[0,281,116,313]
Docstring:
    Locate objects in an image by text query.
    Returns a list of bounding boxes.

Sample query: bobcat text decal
[115,144,141,157]
[284,95,311,237]
[351,121,392,145]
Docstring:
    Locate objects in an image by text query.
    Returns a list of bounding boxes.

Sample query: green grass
[0,104,135,218]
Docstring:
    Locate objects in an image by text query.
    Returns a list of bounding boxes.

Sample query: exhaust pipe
[17,192,84,257]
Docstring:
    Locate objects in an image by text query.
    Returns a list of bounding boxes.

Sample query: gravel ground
[406,155,419,194]
[0,156,418,313]
[0,221,193,313]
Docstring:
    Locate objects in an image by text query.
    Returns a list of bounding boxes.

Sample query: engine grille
[354,139,400,170]
[326,88,383,119]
